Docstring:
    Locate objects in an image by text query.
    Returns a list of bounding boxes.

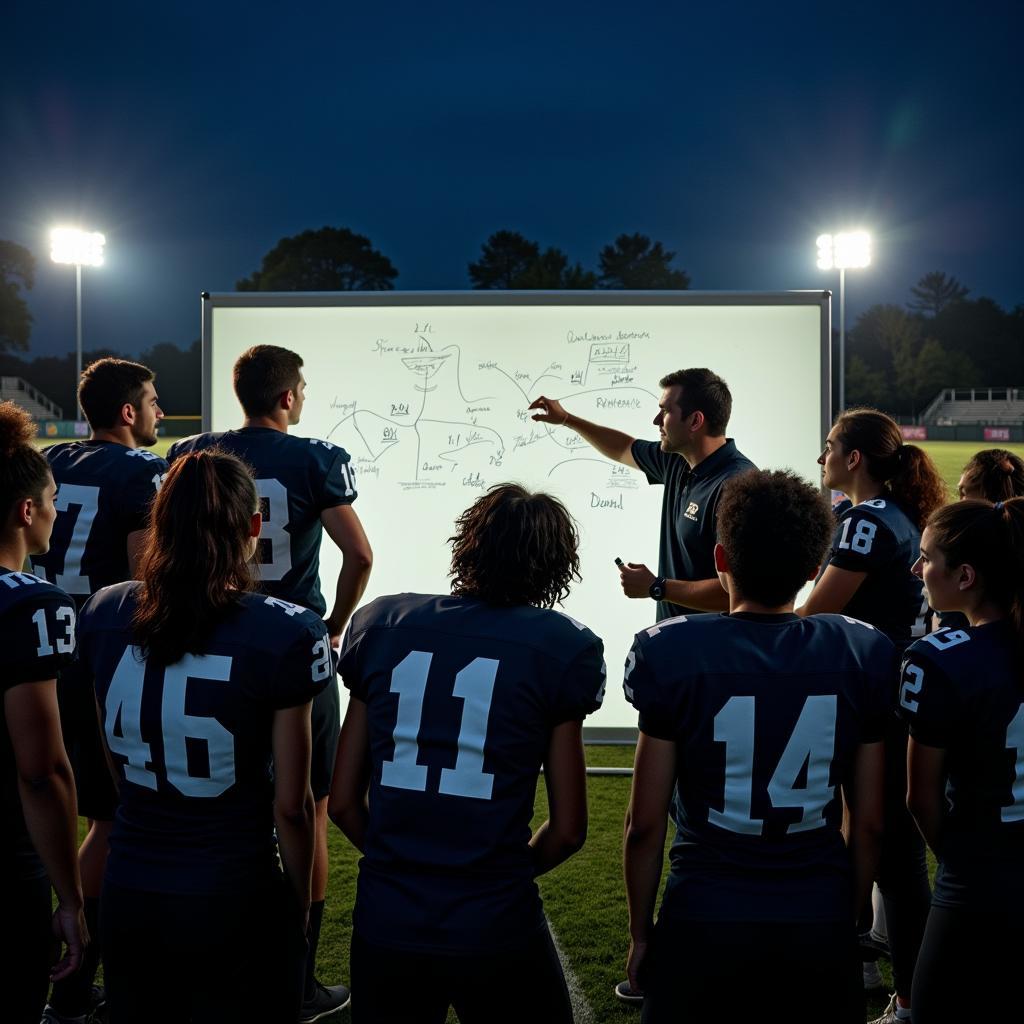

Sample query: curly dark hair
[716,469,834,607]
[0,400,50,522]
[449,483,581,608]
[960,448,1024,501]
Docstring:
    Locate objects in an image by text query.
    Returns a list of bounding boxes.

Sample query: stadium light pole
[50,227,105,420]
[816,231,871,414]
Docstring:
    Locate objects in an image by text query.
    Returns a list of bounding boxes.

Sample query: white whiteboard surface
[203,292,830,737]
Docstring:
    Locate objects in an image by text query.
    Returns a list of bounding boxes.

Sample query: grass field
[52,436,1020,1020]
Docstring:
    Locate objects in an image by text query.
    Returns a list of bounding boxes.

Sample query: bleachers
[921,386,1024,425]
[0,376,63,420]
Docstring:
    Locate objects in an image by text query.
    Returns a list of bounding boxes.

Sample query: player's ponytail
[132,449,258,664]
[926,497,1024,668]
[960,449,1024,501]
[0,400,51,523]
[834,408,947,531]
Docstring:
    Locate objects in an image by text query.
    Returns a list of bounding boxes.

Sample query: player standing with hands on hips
[529,368,754,622]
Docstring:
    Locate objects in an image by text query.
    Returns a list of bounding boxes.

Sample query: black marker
[614,557,625,568]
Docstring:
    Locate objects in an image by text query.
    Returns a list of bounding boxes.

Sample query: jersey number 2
[382,651,497,801]
[710,695,837,835]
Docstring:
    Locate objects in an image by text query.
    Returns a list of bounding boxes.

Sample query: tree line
[2,228,1020,420]
[842,272,1023,419]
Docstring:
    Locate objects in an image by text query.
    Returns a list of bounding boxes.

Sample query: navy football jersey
[30,441,168,607]
[897,622,1024,912]
[77,582,331,895]
[0,570,77,881]
[821,497,923,648]
[625,612,895,924]
[338,593,605,954]
[168,428,356,616]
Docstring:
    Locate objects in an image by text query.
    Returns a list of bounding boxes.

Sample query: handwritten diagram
[324,319,658,497]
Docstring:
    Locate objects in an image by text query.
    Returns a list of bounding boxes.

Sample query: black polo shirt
[631,438,756,620]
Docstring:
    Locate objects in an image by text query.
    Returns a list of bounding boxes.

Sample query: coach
[530,367,754,621]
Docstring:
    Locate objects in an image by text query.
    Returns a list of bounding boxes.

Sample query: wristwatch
[649,577,666,601]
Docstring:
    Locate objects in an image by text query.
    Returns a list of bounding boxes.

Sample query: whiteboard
[203,291,830,738]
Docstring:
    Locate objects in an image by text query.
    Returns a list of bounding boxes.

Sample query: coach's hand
[528,395,570,426]
[620,562,656,598]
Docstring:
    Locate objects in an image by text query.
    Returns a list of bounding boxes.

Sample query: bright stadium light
[51,227,106,419]
[816,230,871,413]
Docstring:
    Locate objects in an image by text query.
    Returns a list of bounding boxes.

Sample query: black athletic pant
[876,715,932,998]
[913,904,1020,1023]
[4,875,53,1024]
[350,924,573,1024]
[101,876,306,1024]
[639,918,863,1024]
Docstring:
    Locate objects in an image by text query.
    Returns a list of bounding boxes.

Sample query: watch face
[650,580,665,600]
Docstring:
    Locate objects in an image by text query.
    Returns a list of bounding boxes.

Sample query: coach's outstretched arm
[529,719,588,876]
[529,396,639,469]
[321,505,373,645]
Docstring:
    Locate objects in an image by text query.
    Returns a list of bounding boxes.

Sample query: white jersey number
[837,517,877,555]
[104,646,236,798]
[52,484,101,594]
[382,650,498,801]
[1004,704,1024,824]
[709,695,837,835]
[255,478,292,581]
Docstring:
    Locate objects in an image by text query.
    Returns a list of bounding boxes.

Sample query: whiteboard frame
[200,289,833,744]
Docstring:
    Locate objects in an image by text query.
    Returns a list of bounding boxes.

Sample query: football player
[0,401,86,1023]
[901,498,1024,1021]
[797,407,948,1023]
[78,450,328,1023]
[624,469,892,1023]
[167,344,371,1021]
[30,357,166,1024]
[330,484,605,1024]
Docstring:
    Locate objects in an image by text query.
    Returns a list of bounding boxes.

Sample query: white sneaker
[869,993,910,1024]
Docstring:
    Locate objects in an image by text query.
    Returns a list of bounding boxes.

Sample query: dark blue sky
[4,1,1021,360]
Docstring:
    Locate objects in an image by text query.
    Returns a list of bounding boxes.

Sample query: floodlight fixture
[817,230,872,415]
[50,226,106,419]
[50,227,106,267]
[817,231,871,271]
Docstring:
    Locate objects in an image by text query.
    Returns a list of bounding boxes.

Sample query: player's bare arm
[5,679,88,980]
[528,395,639,468]
[320,504,373,644]
[623,732,676,994]
[272,701,316,924]
[328,697,371,853]
[529,719,588,877]
[796,564,868,617]
[843,740,884,918]
[906,738,947,853]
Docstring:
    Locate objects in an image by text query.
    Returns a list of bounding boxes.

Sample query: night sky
[4,1,1022,360]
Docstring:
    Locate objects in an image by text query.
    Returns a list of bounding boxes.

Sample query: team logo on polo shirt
[685,501,699,521]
